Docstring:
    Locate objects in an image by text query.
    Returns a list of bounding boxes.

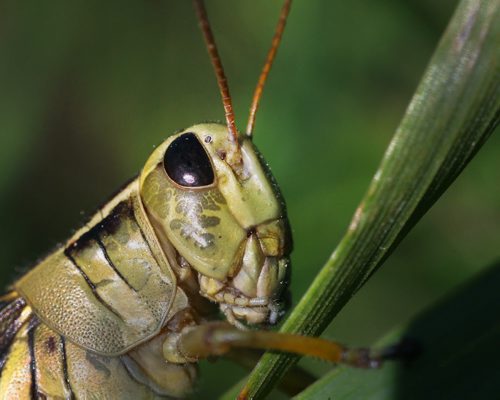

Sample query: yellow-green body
[0,124,291,399]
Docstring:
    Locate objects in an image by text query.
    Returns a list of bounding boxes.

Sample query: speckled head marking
[139,124,291,325]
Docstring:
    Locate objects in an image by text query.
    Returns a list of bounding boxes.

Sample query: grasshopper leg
[175,321,410,369]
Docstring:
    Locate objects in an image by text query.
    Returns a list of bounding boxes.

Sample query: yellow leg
[177,321,413,369]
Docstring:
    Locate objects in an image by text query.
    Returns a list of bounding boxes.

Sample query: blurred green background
[0,0,498,398]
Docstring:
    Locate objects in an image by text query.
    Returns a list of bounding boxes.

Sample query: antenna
[246,0,292,137]
[193,0,239,148]
[193,0,292,155]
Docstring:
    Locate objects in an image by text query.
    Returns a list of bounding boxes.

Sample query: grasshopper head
[140,123,291,326]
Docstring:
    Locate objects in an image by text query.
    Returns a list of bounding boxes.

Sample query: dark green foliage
[294,262,500,400]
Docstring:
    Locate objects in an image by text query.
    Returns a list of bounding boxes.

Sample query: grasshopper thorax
[139,123,291,325]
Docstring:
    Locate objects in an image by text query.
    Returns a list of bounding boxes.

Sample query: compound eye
[164,132,215,187]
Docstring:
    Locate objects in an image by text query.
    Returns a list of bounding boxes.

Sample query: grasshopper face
[140,123,291,325]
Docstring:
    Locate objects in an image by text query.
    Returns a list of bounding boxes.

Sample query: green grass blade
[240,1,499,398]
[293,261,500,400]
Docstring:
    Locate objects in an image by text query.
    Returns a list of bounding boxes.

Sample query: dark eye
[164,132,215,187]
